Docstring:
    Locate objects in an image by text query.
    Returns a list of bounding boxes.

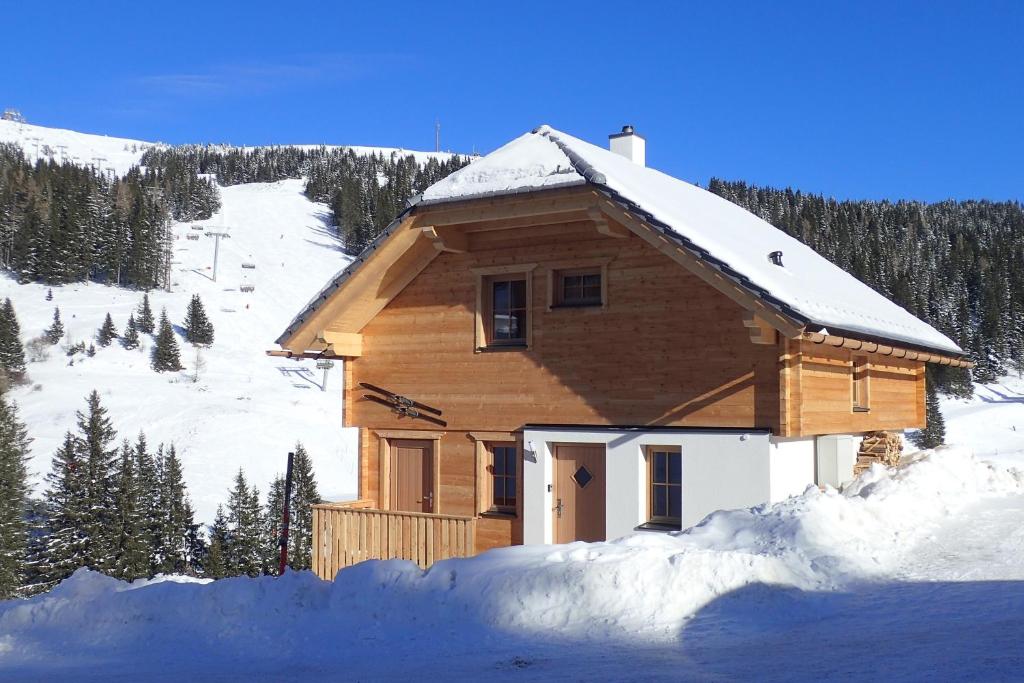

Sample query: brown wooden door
[390,440,434,513]
[552,444,606,543]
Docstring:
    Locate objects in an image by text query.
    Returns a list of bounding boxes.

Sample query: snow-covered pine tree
[0,298,26,379]
[289,443,321,571]
[86,343,96,358]
[44,307,64,345]
[111,440,149,580]
[76,390,119,572]
[40,432,89,589]
[205,505,229,579]
[45,289,53,301]
[151,309,182,372]
[133,435,161,572]
[226,470,263,577]
[136,293,155,334]
[0,395,31,598]
[264,474,285,574]
[183,294,214,346]
[157,444,195,574]
[121,314,140,350]
[96,313,117,347]
[912,382,946,450]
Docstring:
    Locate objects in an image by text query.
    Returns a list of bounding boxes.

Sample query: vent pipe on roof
[609,125,646,166]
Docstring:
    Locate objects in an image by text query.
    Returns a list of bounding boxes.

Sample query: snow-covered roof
[418,125,962,356]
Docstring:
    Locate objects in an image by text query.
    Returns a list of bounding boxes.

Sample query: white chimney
[609,125,645,166]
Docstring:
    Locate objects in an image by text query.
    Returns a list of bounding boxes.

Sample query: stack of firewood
[854,431,903,475]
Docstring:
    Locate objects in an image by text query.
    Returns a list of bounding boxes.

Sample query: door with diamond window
[552,444,606,543]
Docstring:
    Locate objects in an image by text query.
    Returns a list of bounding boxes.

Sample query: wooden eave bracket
[588,207,629,239]
[802,331,974,368]
[742,312,778,345]
[421,225,468,253]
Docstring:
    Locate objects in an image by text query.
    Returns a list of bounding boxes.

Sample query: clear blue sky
[6,1,1022,201]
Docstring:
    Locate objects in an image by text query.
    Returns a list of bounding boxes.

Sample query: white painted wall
[768,436,817,502]
[522,428,776,544]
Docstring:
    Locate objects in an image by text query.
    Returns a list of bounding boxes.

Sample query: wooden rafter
[415,187,600,227]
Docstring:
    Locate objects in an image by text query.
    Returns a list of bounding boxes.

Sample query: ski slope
[2,179,358,523]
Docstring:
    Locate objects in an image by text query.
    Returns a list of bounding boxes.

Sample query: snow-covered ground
[2,391,1024,681]
[3,179,358,523]
[0,118,158,175]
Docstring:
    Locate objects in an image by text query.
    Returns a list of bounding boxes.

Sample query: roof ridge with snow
[282,125,963,356]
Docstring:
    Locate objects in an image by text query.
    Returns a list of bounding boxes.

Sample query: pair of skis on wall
[360,382,448,427]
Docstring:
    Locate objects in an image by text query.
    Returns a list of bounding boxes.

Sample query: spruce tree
[121,314,140,350]
[45,289,53,302]
[136,293,155,334]
[0,395,31,598]
[912,382,947,450]
[264,474,285,574]
[41,432,89,589]
[76,390,119,571]
[183,294,214,346]
[111,440,148,580]
[289,443,321,571]
[157,444,195,574]
[0,298,26,378]
[44,307,64,345]
[133,434,161,572]
[226,470,263,577]
[151,308,182,372]
[205,505,229,579]
[96,312,117,347]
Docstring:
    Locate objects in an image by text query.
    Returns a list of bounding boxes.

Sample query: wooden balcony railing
[312,502,477,579]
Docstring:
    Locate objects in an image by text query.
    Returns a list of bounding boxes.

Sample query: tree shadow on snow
[676,580,1024,681]
[978,384,1024,404]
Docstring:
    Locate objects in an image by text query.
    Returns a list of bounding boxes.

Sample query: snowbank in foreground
[1,447,1021,676]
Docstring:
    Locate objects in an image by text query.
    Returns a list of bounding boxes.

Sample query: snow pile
[1,447,1021,679]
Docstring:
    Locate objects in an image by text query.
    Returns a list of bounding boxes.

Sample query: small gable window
[552,266,605,308]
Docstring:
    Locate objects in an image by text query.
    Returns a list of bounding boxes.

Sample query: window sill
[636,521,681,532]
[481,509,517,519]
[476,344,528,353]
[550,302,603,310]
[853,406,871,413]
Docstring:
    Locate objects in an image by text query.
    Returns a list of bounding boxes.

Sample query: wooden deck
[312,501,477,579]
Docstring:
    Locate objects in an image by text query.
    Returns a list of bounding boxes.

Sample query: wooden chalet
[273,125,971,579]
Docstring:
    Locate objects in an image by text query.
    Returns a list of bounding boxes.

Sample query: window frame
[851,355,870,412]
[488,442,518,514]
[552,267,604,308]
[646,446,682,527]
[546,260,610,311]
[472,264,536,351]
[470,432,521,518]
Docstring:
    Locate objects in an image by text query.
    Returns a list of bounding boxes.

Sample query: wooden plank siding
[312,504,476,579]
[347,218,783,434]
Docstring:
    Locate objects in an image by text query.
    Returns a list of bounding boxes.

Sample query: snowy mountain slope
[941,373,1024,464]
[0,117,460,176]
[2,179,358,523]
[0,118,158,175]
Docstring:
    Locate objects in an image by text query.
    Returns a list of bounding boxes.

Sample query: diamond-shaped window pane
[572,465,593,489]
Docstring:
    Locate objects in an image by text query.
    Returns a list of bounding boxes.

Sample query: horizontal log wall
[312,504,476,579]
[348,219,781,434]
